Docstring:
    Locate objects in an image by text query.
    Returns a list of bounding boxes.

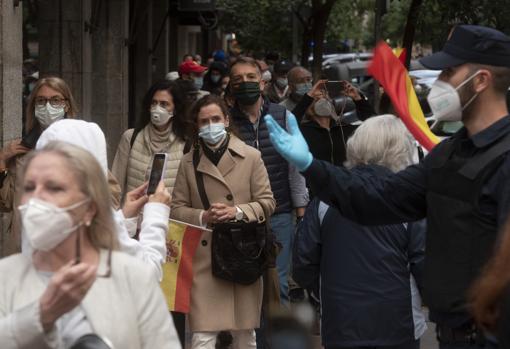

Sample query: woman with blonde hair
[0,141,180,348]
[0,77,78,254]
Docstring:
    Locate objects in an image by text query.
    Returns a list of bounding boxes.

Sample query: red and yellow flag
[368,41,440,151]
[161,219,203,313]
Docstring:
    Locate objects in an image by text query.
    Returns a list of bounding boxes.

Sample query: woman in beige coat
[171,95,275,348]
[0,141,180,348]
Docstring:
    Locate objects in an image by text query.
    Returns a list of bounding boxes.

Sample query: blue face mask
[211,75,221,84]
[199,123,226,145]
[194,77,204,90]
[294,82,313,97]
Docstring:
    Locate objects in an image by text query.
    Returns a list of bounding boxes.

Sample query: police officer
[265,25,510,348]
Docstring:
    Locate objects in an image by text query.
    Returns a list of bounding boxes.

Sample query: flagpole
[168,218,212,232]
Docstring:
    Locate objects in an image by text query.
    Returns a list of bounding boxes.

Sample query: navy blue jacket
[293,165,425,347]
[231,98,292,213]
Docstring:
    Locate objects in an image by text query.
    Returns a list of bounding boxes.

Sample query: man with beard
[265,25,510,349]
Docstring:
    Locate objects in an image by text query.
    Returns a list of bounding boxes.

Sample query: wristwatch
[235,206,244,221]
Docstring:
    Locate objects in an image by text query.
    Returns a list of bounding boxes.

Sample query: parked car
[308,53,373,70]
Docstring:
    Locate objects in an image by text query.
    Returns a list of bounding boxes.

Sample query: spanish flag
[368,41,440,151]
[161,219,204,313]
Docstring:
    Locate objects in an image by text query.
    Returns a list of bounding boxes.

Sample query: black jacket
[293,166,425,347]
[300,119,357,167]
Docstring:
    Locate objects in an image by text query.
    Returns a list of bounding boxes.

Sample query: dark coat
[293,165,426,347]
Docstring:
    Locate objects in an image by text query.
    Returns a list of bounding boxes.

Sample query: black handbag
[193,147,270,285]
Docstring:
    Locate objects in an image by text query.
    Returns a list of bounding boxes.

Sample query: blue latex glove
[265,113,313,171]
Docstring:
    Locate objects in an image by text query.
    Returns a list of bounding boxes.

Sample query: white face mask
[313,98,336,118]
[262,70,272,82]
[427,71,480,122]
[34,102,65,128]
[199,123,227,145]
[19,197,90,252]
[150,105,173,126]
[276,78,288,89]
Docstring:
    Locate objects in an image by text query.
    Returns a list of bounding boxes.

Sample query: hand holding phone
[147,153,167,195]
[307,79,328,99]
[21,127,41,149]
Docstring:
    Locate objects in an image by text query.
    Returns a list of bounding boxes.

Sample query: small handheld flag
[160,219,204,313]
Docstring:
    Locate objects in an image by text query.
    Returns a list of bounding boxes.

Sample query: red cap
[179,61,207,75]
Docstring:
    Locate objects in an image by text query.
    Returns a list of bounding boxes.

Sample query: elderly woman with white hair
[293,115,427,349]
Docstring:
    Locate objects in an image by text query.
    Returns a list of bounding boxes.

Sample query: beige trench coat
[170,135,275,332]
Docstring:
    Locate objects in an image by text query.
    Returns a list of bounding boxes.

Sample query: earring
[85,221,91,227]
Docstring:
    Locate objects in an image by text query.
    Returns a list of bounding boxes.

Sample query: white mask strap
[455,70,481,91]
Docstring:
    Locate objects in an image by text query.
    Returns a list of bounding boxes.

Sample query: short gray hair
[345,114,416,172]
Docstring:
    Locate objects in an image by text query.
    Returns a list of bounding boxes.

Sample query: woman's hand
[1,139,30,163]
[122,182,149,218]
[39,261,97,332]
[202,203,236,224]
[342,81,362,101]
[148,180,171,207]
[306,79,327,99]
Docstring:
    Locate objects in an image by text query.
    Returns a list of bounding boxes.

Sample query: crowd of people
[0,23,510,349]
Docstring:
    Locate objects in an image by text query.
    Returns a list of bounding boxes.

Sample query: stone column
[0,0,23,256]
[38,0,130,164]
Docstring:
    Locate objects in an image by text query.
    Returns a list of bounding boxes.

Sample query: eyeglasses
[74,230,112,278]
[150,100,171,109]
[35,96,67,108]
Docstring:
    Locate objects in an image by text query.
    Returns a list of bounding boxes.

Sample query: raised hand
[122,182,149,218]
[265,113,313,171]
[148,180,171,207]
[39,261,97,332]
[307,79,328,99]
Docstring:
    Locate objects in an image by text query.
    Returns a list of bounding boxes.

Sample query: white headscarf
[36,119,108,176]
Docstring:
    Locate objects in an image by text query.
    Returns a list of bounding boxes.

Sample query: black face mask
[233,81,261,106]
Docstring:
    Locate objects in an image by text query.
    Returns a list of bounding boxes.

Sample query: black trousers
[171,311,186,347]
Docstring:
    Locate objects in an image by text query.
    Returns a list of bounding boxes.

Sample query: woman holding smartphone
[171,95,275,348]
[112,80,189,198]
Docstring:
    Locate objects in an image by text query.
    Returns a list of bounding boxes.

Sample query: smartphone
[325,81,348,98]
[21,127,41,149]
[146,153,167,195]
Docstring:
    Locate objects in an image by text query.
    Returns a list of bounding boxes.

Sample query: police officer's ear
[473,69,492,93]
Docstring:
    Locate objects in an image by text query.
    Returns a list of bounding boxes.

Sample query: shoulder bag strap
[192,146,211,210]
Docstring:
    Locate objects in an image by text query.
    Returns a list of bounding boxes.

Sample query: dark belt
[436,323,486,346]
